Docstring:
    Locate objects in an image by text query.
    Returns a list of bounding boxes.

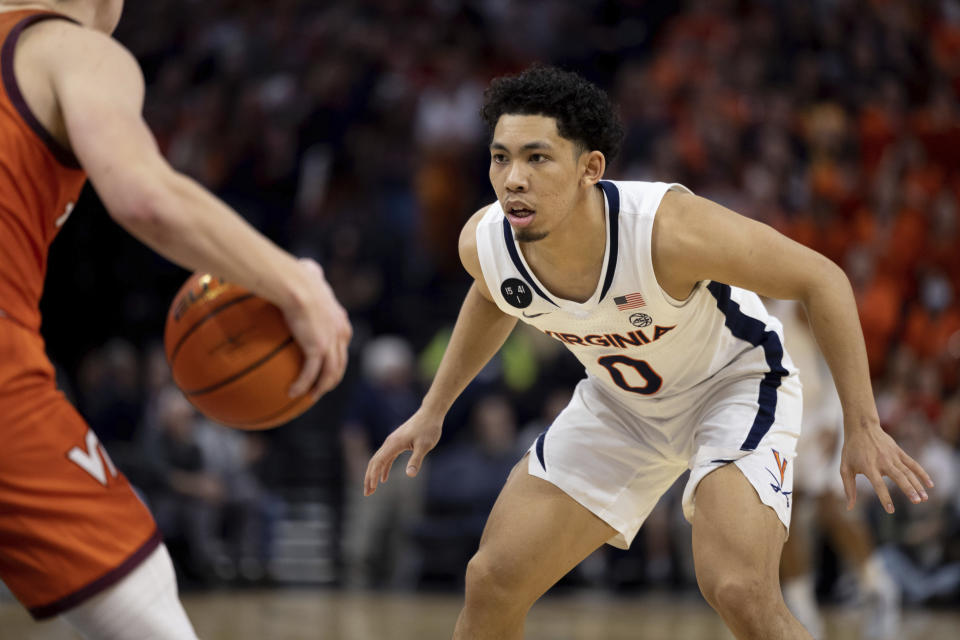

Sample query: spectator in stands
[340,336,423,588]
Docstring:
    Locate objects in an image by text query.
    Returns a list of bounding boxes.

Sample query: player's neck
[519,184,607,302]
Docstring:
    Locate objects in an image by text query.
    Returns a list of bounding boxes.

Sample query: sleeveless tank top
[0,9,86,332]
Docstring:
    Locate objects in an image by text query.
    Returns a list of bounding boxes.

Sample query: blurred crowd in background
[34,0,960,609]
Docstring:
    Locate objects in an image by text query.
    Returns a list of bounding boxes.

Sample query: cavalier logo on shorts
[629,312,652,328]
[765,449,792,508]
[500,278,533,309]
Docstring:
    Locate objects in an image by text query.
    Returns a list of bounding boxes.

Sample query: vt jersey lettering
[542,325,676,348]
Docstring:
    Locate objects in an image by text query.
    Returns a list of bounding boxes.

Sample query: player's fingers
[380,451,398,484]
[364,440,395,493]
[363,450,381,496]
[290,350,321,398]
[306,353,332,402]
[314,321,351,398]
[867,471,895,514]
[887,463,923,504]
[339,338,349,381]
[364,445,396,496]
[378,436,410,485]
[314,343,346,397]
[312,346,340,398]
[894,458,929,501]
[840,465,856,510]
[406,439,433,477]
[363,462,377,496]
[900,451,934,489]
[331,332,349,386]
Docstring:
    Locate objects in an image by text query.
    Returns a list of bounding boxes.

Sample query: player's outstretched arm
[364,209,518,496]
[41,22,350,398]
[652,191,933,513]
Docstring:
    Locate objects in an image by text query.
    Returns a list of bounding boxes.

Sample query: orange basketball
[164,272,316,430]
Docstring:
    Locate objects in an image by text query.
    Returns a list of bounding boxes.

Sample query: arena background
[2,0,959,638]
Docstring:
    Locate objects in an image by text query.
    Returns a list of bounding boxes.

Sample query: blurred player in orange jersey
[0,1,351,637]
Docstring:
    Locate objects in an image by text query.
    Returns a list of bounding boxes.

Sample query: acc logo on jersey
[629,313,652,328]
[500,278,533,309]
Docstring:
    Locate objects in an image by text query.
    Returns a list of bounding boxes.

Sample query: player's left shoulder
[458,202,496,281]
[609,179,694,218]
[649,189,728,295]
[651,188,695,250]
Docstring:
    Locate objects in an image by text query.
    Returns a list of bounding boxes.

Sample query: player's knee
[463,551,531,611]
[702,574,775,624]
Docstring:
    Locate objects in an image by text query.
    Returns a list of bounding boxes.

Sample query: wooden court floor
[1,590,958,639]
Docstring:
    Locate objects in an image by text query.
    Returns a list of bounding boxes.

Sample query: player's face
[489,114,586,243]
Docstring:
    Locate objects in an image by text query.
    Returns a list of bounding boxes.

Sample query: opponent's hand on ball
[284,258,352,399]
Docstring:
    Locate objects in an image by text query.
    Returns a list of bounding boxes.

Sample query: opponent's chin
[515,228,548,243]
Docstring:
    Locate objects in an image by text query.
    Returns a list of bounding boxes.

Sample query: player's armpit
[655,190,882,427]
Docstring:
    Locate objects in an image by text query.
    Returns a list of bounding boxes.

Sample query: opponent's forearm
[421,283,517,416]
[111,168,306,309]
[801,262,878,431]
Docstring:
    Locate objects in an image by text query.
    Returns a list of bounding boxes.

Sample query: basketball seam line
[169,293,255,364]
[183,337,294,396]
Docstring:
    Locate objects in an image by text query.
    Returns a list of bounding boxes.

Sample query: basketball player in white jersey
[364,66,932,639]
[773,300,900,640]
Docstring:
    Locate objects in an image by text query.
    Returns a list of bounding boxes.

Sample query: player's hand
[283,258,352,399]
[364,409,443,496]
[840,418,934,514]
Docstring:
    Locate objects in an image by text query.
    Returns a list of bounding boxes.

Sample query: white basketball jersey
[476,180,798,450]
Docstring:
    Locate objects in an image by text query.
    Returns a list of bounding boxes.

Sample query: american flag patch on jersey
[614,293,646,310]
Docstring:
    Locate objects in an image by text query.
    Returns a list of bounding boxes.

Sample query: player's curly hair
[481,65,624,162]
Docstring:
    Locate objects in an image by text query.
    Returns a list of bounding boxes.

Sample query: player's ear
[580,149,605,187]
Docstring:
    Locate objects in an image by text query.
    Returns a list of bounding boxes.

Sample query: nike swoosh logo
[522,311,550,318]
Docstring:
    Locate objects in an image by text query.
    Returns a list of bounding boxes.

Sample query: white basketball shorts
[526,371,802,549]
[793,403,845,497]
